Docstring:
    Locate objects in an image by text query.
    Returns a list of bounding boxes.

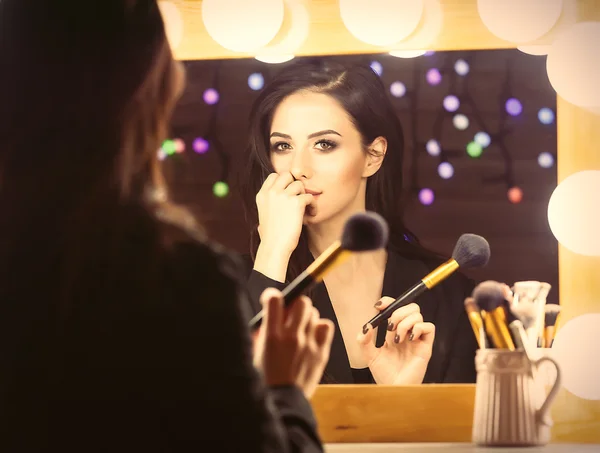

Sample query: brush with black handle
[249,211,389,331]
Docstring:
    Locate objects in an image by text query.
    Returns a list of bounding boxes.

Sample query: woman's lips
[304,189,322,196]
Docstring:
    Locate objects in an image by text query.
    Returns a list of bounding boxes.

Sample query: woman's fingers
[410,322,436,343]
[260,287,284,339]
[272,172,296,192]
[393,312,423,344]
[384,303,420,344]
[284,180,306,196]
[260,172,279,192]
[373,296,395,311]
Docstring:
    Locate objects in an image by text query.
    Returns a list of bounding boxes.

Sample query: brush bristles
[472,280,506,313]
[544,304,561,327]
[341,211,389,252]
[452,234,490,269]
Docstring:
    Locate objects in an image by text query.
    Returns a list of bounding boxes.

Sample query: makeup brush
[364,233,490,330]
[249,211,389,330]
[473,281,519,351]
[464,297,488,348]
[544,304,561,347]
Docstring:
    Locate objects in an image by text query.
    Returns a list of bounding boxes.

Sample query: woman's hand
[254,287,334,399]
[256,172,314,257]
[357,299,434,385]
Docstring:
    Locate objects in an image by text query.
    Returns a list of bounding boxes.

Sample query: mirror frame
[171,0,600,443]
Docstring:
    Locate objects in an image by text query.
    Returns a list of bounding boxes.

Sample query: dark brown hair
[239,58,441,285]
[0,1,199,316]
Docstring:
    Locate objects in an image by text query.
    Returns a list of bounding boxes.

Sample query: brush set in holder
[465,280,562,447]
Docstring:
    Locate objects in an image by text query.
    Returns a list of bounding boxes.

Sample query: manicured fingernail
[394,334,400,344]
[408,332,415,341]
[387,321,394,331]
[374,300,382,308]
[363,324,369,335]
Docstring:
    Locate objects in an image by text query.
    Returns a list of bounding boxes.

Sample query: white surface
[325,443,600,452]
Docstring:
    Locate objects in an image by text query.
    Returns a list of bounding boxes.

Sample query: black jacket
[244,248,478,384]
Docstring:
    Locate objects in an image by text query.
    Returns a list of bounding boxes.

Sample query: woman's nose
[289,150,313,180]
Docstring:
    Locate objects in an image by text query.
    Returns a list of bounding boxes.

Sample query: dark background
[161,49,559,302]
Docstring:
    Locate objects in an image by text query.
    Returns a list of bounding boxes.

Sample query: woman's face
[269,90,383,225]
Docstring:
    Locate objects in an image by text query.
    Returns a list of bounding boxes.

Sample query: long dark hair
[0,0,199,403]
[239,58,441,284]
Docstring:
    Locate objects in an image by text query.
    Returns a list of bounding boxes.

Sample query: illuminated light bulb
[438,162,454,179]
[538,107,555,125]
[193,137,210,154]
[255,54,294,64]
[390,81,406,98]
[474,131,491,148]
[370,61,383,76]
[174,138,186,153]
[203,88,219,105]
[547,170,600,256]
[213,181,230,198]
[508,187,523,204]
[443,95,460,112]
[552,314,600,400]
[505,98,522,116]
[248,73,265,91]
[202,0,284,52]
[426,139,441,156]
[340,0,425,46]
[426,68,442,86]
[418,188,435,206]
[466,141,483,158]
[454,59,469,76]
[389,50,427,58]
[477,0,563,43]
[538,152,554,168]
[453,114,469,130]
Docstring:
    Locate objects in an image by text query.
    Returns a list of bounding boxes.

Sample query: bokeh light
[203,88,219,105]
[213,181,229,198]
[426,139,441,156]
[538,107,555,125]
[508,187,523,204]
[193,137,210,154]
[426,68,442,86]
[474,131,491,148]
[162,139,176,155]
[505,98,523,116]
[466,141,483,158]
[370,60,383,76]
[419,188,435,206]
[424,50,435,56]
[453,114,469,130]
[438,162,454,179]
[538,152,555,168]
[248,72,265,90]
[443,95,460,112]
[454,59,470,76]
[157,148,167,161]
[174,138,186,153]
[390,81,406,98]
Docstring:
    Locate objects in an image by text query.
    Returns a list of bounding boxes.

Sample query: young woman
[239,58,478,385]
[0,2,333,451]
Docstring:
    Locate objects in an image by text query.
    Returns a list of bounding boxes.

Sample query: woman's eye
[271,142,291,152]
[315,140,337,151]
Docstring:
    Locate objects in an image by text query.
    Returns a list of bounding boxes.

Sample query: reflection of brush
[464,297,488,348]
[473,281,517,351]
[544,304,561,347]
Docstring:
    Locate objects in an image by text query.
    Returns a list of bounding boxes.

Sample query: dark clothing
[244,248,478,384]
[0,207,323,453]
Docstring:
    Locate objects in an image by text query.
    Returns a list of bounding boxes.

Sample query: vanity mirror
[159,0,600,444]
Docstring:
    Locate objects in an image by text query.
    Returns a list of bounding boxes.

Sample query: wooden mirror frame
[170,0,600,443]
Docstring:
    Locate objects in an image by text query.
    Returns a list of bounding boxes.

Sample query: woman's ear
[363,136,387,177]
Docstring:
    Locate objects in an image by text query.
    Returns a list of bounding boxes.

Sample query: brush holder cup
[472,349,561,447]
